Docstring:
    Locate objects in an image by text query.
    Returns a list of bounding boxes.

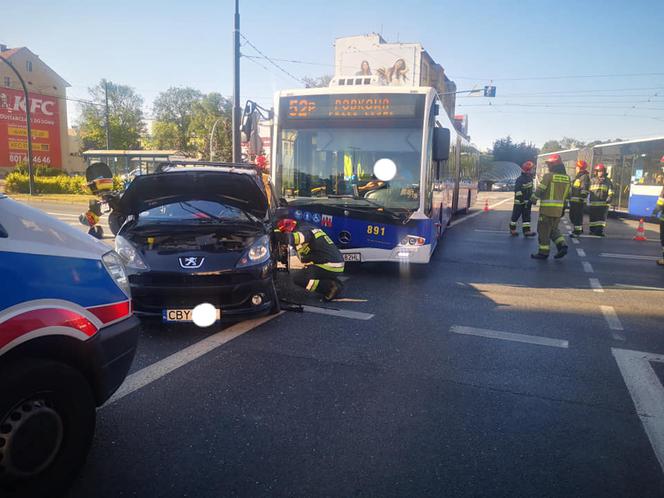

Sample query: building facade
[0,45,70,174]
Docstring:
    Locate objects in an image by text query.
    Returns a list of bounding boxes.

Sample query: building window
[26,60,33,72]
[3,76,9,88]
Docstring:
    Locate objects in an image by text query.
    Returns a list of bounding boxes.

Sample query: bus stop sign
[484,86,497,97]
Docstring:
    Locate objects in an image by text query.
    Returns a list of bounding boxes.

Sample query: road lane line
[47,212,81,218]
[448,197,512,228]
[576,248,586,257]
[600,253,660,261]
[615,284,664,291]
[571,238,580,244]
[302,305,374,320]
[600,305,625,340]
[589,278,604,293]
[612,348,664,474]
[450,325,568,349]
[582,262,594,273]
[104,314,280,406]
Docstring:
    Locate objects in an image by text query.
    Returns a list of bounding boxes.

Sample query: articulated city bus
[271,86,479,264]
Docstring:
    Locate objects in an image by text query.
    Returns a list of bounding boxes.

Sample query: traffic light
[484,86,496,97]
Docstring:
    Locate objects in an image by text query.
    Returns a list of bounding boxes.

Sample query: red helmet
[576,160,588,170]
[255,154,268,170]
[545,154,562,164]
[521,161,534,173]
[277,218,297,233]
[660,155,664,163]
[594,163,606,172]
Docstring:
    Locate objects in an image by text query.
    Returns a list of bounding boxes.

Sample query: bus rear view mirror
[433,128,451,162]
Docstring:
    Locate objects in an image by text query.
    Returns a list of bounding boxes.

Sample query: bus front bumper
[341,244,432,264]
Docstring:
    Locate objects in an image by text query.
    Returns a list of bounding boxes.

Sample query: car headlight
[102,250,131,297]
[237,235,271,267]
[115,235,149,270]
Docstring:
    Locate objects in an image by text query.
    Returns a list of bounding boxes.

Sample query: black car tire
[108,211,125,235]
[269,280,281,315]
[0,359,96,498]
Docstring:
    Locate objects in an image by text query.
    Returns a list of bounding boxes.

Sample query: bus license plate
[343,253,361,262]
[163,308,221,322]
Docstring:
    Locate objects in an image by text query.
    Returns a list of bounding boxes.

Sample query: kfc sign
[0,88,61,168]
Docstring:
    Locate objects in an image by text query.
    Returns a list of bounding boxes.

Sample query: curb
[7,195,92,206]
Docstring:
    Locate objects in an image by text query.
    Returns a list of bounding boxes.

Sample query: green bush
[5,172,124,194]
[12,165,68,177]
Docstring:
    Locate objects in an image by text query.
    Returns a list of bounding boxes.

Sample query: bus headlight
[400,235,425,246]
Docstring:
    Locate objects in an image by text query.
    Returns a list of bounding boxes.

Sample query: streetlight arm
[0,55,35,195]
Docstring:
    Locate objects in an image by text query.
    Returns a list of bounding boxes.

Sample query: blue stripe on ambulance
[0,251,128,310]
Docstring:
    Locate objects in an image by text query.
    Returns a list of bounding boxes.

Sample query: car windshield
[138,200,255,223]
[280,127,422,211]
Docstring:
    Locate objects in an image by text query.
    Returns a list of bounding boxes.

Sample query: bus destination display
[281,94,421,121]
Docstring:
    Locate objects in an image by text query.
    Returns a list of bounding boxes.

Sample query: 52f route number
[366,225,385,237]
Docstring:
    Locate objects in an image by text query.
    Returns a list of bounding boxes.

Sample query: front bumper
[128,266,276,319]
[341,244,433,264]
[84,315,141,405]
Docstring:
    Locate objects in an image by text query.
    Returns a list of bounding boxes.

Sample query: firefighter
[530,154,571,259]
[588,163,614,236]
[653,156,664,266]
[509,161,537,237]
[569,159,591,237]
[275,217,345,301]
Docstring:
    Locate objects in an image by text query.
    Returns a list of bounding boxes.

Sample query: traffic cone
[483,199,490,212]
[633,218,647,241]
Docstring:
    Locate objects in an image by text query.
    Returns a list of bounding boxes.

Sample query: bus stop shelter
[81,150,185,177]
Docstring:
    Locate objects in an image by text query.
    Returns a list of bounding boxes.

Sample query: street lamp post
[209,117,223,161]
[0,55,35,195]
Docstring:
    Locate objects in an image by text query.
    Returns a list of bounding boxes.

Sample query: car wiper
[179,201,223,222]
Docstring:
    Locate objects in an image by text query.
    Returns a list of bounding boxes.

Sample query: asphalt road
[18,193,664,497]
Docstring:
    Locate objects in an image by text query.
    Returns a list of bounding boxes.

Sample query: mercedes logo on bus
[338,231,351,244]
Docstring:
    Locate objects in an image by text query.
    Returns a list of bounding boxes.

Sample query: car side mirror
[433,128,451,162]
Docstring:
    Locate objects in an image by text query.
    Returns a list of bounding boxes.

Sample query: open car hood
[118,170,269,219]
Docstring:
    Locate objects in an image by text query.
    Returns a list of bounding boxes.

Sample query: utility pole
[232,0,241,163]
[104,80,111,150]
[0,55,35,195]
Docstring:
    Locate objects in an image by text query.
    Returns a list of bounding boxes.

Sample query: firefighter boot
[523,230,537,237]
[323,280,344,302]
[531,252,548,260]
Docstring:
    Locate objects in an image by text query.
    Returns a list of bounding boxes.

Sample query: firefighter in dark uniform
[530,154,571,259]
[569,159,591,237]
[275,218,345,301]
[654,156,664,267]
[509,160,537,237]
[588,163,614,236]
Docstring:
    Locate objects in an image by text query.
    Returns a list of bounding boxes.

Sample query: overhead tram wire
[452,72,664,81]
[239,33,305,85]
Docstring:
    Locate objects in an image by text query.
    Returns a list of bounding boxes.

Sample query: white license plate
[343,253,361,262]
[163,308,221,322]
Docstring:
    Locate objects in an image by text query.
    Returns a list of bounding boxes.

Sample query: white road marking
[612,348,664,474]
[600,305,625,340]
[589,278,604,293]
[302,305,374,320]
[331,297,368,303]
[615,284,664,291]
[448,197,512,228]
[576,248,587,257]
[571,238,580,244]
[104,314,280,406]
[600,253,660,262]
[450,325,568,349]
[582,261,594,273]
[47,212,80,218]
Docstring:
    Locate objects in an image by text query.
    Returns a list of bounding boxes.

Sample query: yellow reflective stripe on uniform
[590,185,609,191]
[306,279,319,291]
[313,230,326,238]
[552,175,568,182]
[589,201,608,206]
[315,262,345,272]
[657,197,664,206]
[554,236,566,245]
[589,221,606,227]
[539,245,550,251]
[540,200,565,206]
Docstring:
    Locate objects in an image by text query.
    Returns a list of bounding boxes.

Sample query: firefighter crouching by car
[654,156,664,267]
[588,163,614,236]
[569,159,591,237]
[509,161,537,237]
[530,154,571,259]
[274,214,345,301]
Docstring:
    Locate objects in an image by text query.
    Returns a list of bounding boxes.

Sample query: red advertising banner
[0,88,62,168]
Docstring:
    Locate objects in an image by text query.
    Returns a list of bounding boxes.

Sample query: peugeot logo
[338,231,351,244]
[179,256,205,269]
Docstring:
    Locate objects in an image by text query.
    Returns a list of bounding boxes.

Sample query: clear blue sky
[3,0,663,150]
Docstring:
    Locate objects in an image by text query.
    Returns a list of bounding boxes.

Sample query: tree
[541,137,587,153]
[492,136,539,165]
[302,75,332,88]
[189,93,233,160]
[78,79,146,150]
[541,140,562,153]
[152,87,204,152]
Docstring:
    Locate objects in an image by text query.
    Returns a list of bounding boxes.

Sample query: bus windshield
[279,127,423,211]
